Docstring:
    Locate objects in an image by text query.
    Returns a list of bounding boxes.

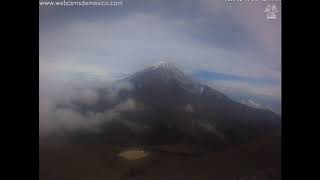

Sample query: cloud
[54,98,137,133]
[55,108,91,131]
[39,60,113,82]
[208,80,281,98]
[39,68,136,136]
[240,99,262,109]
[40,8,281,81]
[239,99,275,112]
[207,80,281,114]
[105,81,134,101]
[70,89,99,106]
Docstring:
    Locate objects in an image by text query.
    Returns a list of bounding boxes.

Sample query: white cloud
[240,99,274,112]
[240,99,263,109]
[39,67,136,135]
[208,80,281,98]
[207,79,281,114]
[39,60,112,82]
[40,12,280,81]
[71,89,99,106]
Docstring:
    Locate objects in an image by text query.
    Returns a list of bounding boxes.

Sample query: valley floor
[39,134,281,180]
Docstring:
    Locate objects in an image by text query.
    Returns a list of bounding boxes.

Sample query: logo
[264,4,279,20]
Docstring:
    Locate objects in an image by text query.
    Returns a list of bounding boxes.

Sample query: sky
[39,0,282,122]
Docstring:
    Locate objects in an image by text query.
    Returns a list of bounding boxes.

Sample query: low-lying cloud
[208,80,281,114]
[55,98,137,133]
[39,69,136,137]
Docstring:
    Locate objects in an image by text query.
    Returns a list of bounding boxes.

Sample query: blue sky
[39,0,281,114]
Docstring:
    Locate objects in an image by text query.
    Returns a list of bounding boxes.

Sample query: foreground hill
[40,131,281,180]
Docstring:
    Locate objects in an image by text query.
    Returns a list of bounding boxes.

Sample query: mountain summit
[128,61,203,96]
[151,60,174,69]
[131,61,195,81]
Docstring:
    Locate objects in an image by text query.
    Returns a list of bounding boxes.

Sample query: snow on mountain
[128,61,204,95]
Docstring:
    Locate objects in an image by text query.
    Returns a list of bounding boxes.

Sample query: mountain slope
[63,61,281,147]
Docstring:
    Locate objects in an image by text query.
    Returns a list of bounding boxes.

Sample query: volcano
[63,61,281,147]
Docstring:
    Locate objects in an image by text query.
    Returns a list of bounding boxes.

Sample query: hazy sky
[39,0,281,113]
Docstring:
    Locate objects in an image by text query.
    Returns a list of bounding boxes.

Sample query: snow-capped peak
[128,60,205,95]
[151,60,174,70]
[150,61,191,81]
